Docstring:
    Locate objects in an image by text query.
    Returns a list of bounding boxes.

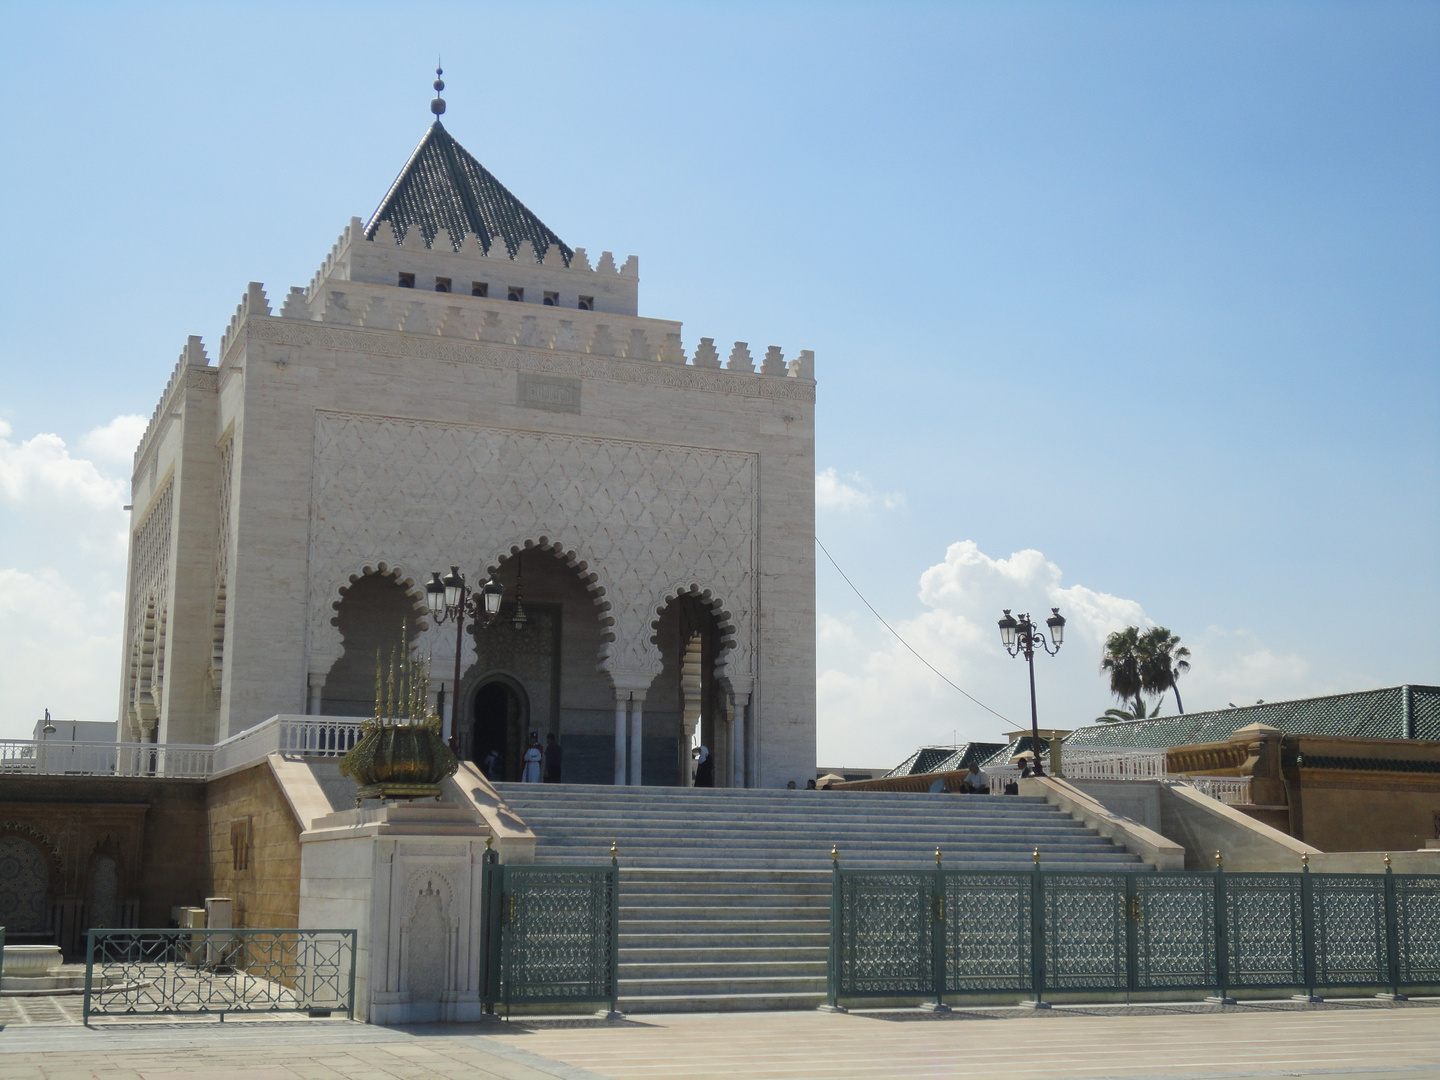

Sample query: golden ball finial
[1215,850,1224,867]
[610,840,618,860]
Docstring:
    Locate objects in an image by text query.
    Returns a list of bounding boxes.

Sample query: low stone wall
[205,760,304,929]
[0,776,209,953]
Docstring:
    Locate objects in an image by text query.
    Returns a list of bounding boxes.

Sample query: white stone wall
[120,220,817,786]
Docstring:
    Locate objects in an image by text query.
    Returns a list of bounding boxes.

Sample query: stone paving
[0,999,1437,1080]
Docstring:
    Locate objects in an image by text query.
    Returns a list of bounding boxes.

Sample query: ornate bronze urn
[339,633,458,804]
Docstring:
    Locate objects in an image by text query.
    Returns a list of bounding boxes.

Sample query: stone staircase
[492,784,1150,1012]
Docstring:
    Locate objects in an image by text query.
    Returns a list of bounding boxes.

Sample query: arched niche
[649,588,730,787]
[320,565,428,717]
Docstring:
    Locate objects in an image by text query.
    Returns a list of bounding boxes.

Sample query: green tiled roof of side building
[885,742,1007,778]
[1062,685,1440,749]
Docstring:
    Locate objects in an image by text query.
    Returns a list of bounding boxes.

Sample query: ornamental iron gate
[828,858,1440,1007]
[481,848,619,1013]
[82,928,356,1021]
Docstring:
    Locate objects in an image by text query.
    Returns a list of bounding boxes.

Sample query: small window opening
[471,282,488,297]
[543,291,559,306]
[230,818,252,872]
[398,272,415,289]
[507,286,524,302]
[434,277,451,293]
[578,296,594,311]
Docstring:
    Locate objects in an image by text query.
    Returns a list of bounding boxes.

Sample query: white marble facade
[118,121,817,788]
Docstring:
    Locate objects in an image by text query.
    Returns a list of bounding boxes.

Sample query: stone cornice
[251,317,817,404]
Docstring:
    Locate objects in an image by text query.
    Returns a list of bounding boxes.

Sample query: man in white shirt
[959,763,989,794]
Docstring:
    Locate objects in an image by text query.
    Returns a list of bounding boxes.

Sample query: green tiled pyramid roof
[1063,685,1440,749]
[885,742,1006,778]
[366,121,572,264]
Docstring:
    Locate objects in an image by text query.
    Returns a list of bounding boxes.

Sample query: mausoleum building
[117,115,817,789]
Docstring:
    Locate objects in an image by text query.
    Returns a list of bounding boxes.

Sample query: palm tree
[1138,627,1190,714]
[1100,627,1146,715]
[1095,702,1163,723]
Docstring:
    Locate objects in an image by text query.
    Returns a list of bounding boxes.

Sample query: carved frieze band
[252,317,816,403]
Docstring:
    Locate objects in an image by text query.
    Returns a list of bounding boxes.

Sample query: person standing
[521,733,543,783]
[543,733,563,783]
[692,745,714,787]
[483,747,504,781]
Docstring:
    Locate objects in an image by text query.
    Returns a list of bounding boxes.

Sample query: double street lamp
[425,567,504,748]
[997,607,1066,777]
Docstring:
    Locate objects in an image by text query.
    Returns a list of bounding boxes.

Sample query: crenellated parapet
[277,220,814,386]
[131,334,216,479]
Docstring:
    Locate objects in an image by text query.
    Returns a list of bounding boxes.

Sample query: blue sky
[0,2,1435,761]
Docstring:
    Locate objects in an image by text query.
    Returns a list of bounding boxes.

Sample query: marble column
[614,691,629,786]
[731,693,750,789]
[307,675,323,716]
[629,691,646,787]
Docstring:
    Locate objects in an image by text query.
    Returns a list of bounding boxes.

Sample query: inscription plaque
[517,373,581,414]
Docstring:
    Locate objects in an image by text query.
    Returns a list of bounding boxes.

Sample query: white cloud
[78,414,147,467]
[817,539,1319,769]
[0,568,124,736]
[816,467,906,513]
[0,419,130,560]
[0,419,134,737]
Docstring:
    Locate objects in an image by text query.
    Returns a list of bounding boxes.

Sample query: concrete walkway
[1,1000,1438,1080]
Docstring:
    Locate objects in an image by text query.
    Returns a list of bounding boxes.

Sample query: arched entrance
[452,540,614,783]
[472,678,527,782]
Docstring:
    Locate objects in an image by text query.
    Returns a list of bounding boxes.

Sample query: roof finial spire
[431,60,446,118]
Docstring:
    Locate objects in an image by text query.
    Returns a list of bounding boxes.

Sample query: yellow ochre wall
[205,760,303,928]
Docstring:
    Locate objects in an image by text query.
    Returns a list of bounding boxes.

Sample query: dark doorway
[473,680,525,782]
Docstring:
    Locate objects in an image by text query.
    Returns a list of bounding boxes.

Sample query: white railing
[2,716,365,781]
[1060,748,1169,780]
[1182,775,1254,805]
[211,715,364,774]
[982,747,1253,805]
[279,715,363,756]
[0,739,213,779]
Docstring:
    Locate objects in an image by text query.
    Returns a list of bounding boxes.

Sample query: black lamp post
[998,607,1066,777]
[424,566,504,751]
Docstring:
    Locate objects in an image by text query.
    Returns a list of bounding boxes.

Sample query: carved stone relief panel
[308,412,758,681]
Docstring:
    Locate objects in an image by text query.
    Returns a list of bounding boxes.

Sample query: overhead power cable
[815,536,1013,725]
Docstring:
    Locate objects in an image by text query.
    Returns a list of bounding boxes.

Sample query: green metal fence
[82,928,357,1022]
[481,848,619,1013]
[827,857,1440,1008]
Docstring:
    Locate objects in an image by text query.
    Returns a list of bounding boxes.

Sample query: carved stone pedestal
[299,800,489,1023]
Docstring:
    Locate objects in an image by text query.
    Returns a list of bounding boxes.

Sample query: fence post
[480,840,502,1011]
[925,847,949,1012]
[1380,855,1406,1002]
[1295,853,1321,1003]
[820,845,846,1012]
[1207,851,1234,1004]
[345,929,357,1020]
[608,841,621,1017]
[82,929,95,1025]
[1026,848,1048,1009]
